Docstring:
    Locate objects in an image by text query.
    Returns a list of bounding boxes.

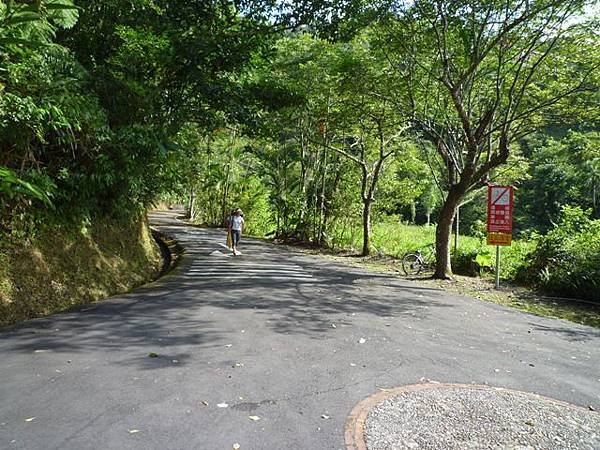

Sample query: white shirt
[231,215,244,231]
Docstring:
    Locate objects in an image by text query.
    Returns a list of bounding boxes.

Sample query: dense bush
[451,246,491,276]
[517,206,600,301]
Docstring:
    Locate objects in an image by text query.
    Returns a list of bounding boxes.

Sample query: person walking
[229,208,244,256]
[225,209,235,250]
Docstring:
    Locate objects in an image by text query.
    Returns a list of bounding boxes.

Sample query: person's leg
[232,230,239,254]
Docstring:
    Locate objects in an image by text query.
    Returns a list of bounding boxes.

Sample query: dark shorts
[231,230,241,247]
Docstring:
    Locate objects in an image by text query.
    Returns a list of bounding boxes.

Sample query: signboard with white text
[487,185,513,246]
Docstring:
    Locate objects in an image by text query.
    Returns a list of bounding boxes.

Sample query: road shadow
[529,322,600,343]
[148,227,454,336]
[1,212,454,363]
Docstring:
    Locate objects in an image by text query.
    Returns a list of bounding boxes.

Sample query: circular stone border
[344,382,594,450]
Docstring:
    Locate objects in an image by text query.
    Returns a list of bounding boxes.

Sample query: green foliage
[0,0,79,47]
[0,0,284,237]
[451,247,485,277]
[1,0,598,303]
[233,176,273,237]
[517,206,600,301]
[328,215,468,257]
[0,166,53,205]
[517,131,600,231]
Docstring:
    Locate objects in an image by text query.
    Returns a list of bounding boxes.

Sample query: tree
[322,36,412,255]
[517,131,600,230]
[380,0,599,278]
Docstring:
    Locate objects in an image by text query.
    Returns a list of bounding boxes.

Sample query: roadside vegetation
[1,1,599,323]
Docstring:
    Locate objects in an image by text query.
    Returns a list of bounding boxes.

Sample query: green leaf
[46,1,79,29]
[475,252,493,269]
[0,37,41,48]
[4,14,42,26]
[0,167,53,206]
[44,3,80,10]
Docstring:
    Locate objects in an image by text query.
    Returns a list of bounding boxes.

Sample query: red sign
[487,185,513,234]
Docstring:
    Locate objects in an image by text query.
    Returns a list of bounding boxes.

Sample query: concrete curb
[150,227,185,278]
[344,382,594,450]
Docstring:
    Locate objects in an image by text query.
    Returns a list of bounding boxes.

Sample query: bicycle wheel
[402,253,423,276]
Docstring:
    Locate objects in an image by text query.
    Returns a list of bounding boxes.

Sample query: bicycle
[402,244,436,276]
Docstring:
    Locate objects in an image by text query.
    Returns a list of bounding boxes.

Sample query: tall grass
[329,216,478,257]
[328,216,532,280]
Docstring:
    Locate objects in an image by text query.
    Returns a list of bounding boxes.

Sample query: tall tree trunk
[318,147,328,245]
[454,204,459,254]
[221,163,231,225]
[320,163,342,246]
[276,208,281,238]
[434,189,461,279]
[362,199,372,256]
[189,188,196,220]
[297,130,309,240]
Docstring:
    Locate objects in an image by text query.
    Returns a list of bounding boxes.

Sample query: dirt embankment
[0,217,163,327]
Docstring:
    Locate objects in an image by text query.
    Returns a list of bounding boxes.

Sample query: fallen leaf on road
[148,352,159,358]
[25,417,35,422]
[248,416,260,421]
[217,403,229,408]
[128,429,140,434]
[358,338,366,344]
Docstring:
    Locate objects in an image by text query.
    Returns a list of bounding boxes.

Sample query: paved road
[1,211,599,450]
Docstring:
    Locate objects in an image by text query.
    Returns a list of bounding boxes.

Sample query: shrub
[451,244,495,276]
[517,206,600,301]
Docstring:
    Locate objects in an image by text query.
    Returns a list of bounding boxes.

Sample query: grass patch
[330,219,448,256]
[329,218,533,279]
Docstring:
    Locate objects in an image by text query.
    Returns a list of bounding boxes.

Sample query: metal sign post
[487,185,514,289]
[495,246,500,289]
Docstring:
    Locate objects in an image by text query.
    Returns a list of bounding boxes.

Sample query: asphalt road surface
[1,211,599,449]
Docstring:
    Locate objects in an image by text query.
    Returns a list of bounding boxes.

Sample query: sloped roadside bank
[0,215,181,328]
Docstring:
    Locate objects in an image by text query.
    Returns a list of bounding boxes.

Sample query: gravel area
[364,386,600,450]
